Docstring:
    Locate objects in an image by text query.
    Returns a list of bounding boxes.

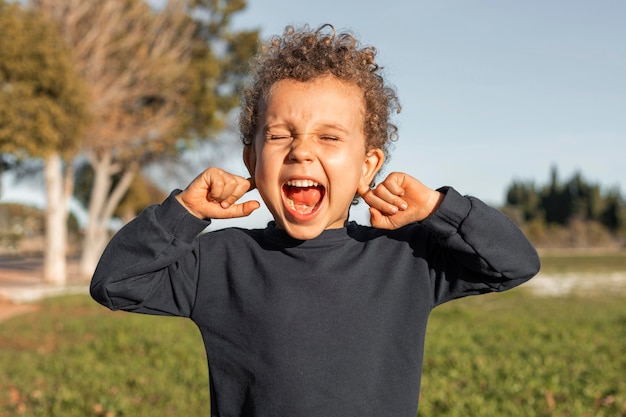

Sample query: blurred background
[2,0,625,269]
[1,1,625,415]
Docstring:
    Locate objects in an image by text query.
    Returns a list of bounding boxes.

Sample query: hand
[358,172,444,230]
[176,167,260,220]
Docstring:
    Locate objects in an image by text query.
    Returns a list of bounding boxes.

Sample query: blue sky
[207,0,626,227]
[3,0,625,229]
[225,0,625,205]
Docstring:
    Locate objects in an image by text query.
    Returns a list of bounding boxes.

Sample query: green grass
[420,291,626,416]
[0,296,210,417]
[538,251,626,274]
[1,290,625,416]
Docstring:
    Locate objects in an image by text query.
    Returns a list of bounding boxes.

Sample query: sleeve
[419,187,540,306]
[90,191,211,317]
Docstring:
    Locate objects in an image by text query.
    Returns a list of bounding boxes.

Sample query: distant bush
[0,203,44,253]
[0,203,81,254]
[503,166,626,248]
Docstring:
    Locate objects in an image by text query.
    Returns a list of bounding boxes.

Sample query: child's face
[244,75,383,240]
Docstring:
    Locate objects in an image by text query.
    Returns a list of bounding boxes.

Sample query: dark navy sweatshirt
[91,187,540,417]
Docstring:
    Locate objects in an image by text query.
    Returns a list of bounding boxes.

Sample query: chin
[282,224,326,241]
[277,221,326,240]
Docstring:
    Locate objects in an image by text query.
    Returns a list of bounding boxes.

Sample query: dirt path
[0,255,86,322]
[0,300,40,322]
[525,271,626,296]
[1,254,625,322]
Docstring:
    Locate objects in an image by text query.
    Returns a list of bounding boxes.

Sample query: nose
[288,135,314,163]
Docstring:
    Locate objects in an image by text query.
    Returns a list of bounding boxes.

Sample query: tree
[31,0,195,278]
[0,1,90,283]
[600,190,625,233]
[504,165,626,247]
[505,180,541,222]
[73,162,167,224]
[33,0,259,279]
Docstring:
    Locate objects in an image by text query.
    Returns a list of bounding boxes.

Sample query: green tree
[182,1,260,136]
[504,165,626,247]
[600,190,625,233]
[540,165,570,225]
[505,180,541,221]
[0,1,90,282]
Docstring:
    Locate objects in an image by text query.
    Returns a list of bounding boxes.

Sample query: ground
[0,255,86,322]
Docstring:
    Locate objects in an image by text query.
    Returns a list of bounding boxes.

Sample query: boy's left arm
[358,171,445,229]
[360,172,541,299]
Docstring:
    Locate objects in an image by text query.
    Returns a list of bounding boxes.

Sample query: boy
[91,24,540,416]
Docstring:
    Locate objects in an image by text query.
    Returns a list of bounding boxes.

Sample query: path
[0,255,89,322]
[2,255,625,322]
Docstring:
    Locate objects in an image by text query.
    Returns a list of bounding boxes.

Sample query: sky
[226,0,626,201]
[2,0,625,229]
[217,0,626,227]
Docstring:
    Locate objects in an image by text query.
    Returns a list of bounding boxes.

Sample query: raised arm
[360,172,540,304]
[90,167,260,316]
[90,192,210,316]
[420,186,540,305]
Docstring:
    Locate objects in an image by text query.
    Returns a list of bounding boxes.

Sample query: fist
[176,167,260,220]
[358,172,443,229]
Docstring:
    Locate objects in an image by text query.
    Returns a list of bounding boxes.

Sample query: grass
[538,250,626,274]
[1,254,625,416]
[420,291,626,416]
[0,296,210,417]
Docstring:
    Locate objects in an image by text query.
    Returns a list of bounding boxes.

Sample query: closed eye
[267,134,292,140]
[320,135,339,141]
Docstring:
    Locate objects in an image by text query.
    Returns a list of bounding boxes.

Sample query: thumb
[221,200,261,219]
[368,207,384,228]
[368,207,396,230]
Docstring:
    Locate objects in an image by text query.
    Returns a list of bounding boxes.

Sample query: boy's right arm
[90,168,259,317]
[176,166,259,220]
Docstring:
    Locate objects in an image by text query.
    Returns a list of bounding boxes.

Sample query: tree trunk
[43,152,68,284]
[0,162,4,198]
[79,150,137,279]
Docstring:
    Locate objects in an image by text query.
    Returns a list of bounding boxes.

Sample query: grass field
[538,250,626,274]
[1,253,625,416]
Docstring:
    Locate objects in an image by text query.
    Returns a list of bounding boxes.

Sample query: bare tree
[1,2,90,283]
[32,0,195,278]
[33,0,258,279]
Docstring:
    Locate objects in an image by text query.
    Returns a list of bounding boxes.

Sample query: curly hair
[239,24,400,160]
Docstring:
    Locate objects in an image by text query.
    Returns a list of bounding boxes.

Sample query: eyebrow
[263,122,351,135]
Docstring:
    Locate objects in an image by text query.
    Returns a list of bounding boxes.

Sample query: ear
[361,148,385,188]
[243,144,256,178]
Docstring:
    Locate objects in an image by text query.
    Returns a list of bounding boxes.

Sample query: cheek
[327,153,366,192]
[253,153,280,191]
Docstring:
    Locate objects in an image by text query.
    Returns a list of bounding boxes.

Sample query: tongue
[287,186,322,206]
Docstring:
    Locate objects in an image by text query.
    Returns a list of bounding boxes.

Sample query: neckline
[262,221,361,248]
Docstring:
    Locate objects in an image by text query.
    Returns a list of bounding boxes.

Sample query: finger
[368,207,394,230]
[220,178,254,208]
[370,184,408,211]
[211,174,247,204]
[380,172,407,196]
[247,176,256,192]
[368,206,383,228]
[220,200,261,218]
[357,183,371,198]
[361,186,401,216]
[207,176,227,202]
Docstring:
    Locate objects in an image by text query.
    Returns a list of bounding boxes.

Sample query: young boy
[91,24,540,416]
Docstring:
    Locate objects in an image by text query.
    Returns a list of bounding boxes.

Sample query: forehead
[260,75,366,129]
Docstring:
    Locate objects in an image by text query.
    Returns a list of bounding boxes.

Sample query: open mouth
[282,179,325,217]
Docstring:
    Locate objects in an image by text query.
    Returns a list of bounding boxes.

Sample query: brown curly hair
[239,24,400,161]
